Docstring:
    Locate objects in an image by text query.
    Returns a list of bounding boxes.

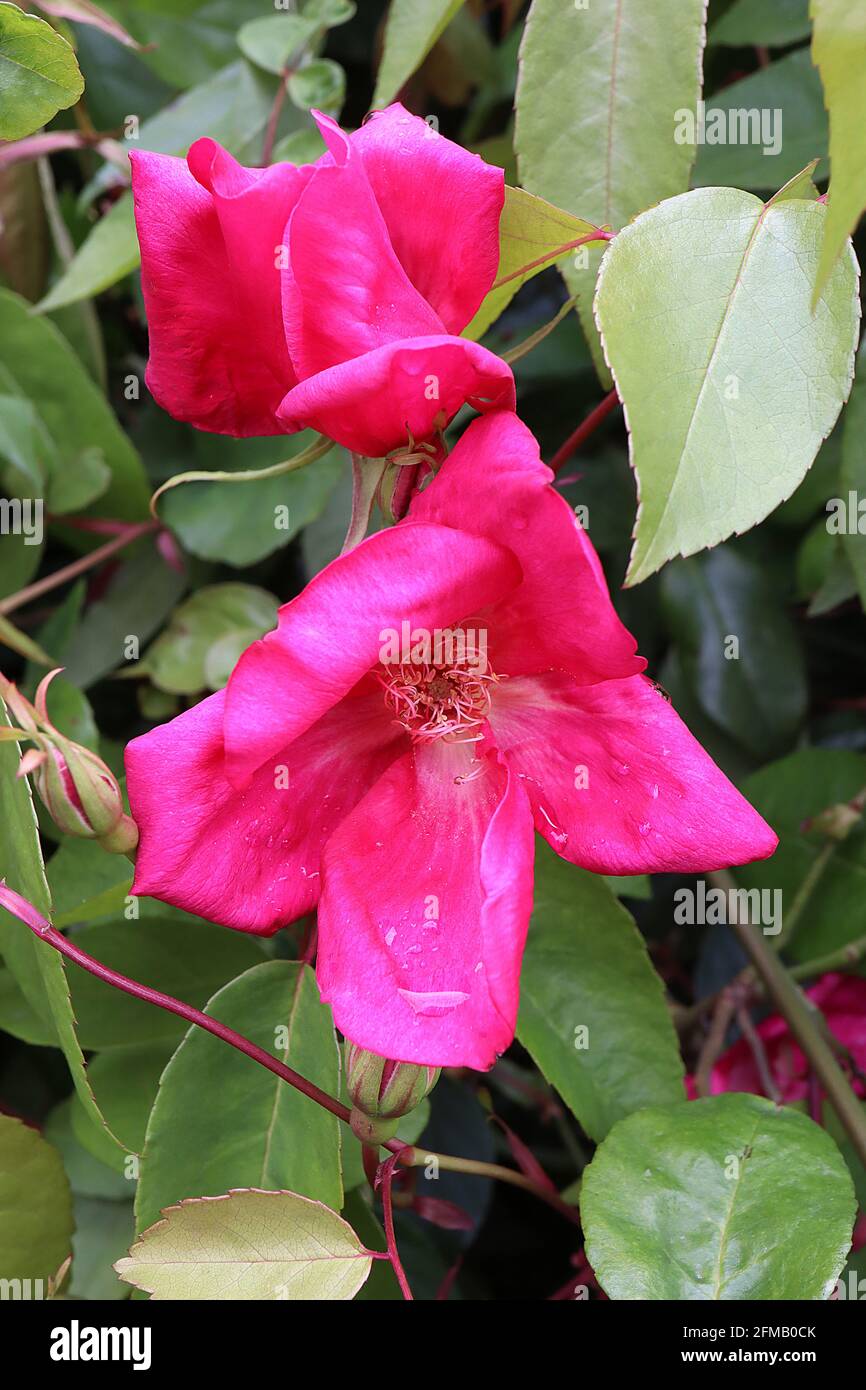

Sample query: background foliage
[2,0,866,1301]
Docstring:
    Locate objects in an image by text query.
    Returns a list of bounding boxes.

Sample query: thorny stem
[379,1158,414,1300]
[0,522,159,619]
[0,884,585,1226]
[549,388,620,475]
[710,869,866,1172]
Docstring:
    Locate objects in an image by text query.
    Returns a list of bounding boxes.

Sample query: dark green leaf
[517,842,685,1142]
[135,961,343,1233]
[581,1094,855,1300]
[661,548,807,759]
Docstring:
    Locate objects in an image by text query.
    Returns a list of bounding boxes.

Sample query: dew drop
[397,988,470,1017]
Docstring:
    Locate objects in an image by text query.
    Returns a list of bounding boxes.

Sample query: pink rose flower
[129,104,515,457]
[125,410,777,1069]
[692,973,866,1102]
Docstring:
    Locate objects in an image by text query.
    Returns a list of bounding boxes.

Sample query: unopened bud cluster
[1,670,138,855]
[345,1040,439,1145]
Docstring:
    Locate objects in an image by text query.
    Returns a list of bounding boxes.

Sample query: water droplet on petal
[397,989,470,1017]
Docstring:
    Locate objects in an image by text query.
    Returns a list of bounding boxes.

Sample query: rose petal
[277,333,515,459]
[410,410,643,682]
[350,103,504,333]
[224,521,521,787]
[317,738,535,1069]
[487,671,779,872]
[130,141,309,436]
[126,688,405,933]
[283,111,444,380]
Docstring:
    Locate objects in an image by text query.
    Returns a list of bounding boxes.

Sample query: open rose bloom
[126,411,777,1069]
[129,104,514,458]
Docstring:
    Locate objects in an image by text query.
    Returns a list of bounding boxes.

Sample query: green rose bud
[345,1041,439,1145]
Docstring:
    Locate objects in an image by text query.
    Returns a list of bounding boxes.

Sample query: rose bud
[0,669,138,855]
[345,1040,439,1145]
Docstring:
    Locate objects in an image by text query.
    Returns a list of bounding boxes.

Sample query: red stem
[0,882,351,1127]
[492,229,612,290]
[549,389,620,475]
[261,70,290,166]
[0,522,159,618]
[379,1158,414,1301]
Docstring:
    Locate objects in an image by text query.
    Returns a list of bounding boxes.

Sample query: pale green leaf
[515,0,706,381]
[289,58,344,114]
[594,186,859,583]
[464,185,596,340]
[811,0,866,299]
[237,14,316,74]
[135,583,278,696]
[117,1189,372,1300]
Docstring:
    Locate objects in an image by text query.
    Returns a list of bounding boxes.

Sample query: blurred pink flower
[130,103,514,457]
[125,411,776,1069]
[692,973,866,1102]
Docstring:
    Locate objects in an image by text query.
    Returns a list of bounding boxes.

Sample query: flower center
[378,643,500,745]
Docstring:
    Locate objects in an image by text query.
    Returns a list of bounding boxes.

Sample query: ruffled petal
[409,410,643,681]
[125,688,405,933]
[224,521,521,787]
[277,334,515,458]
[350,103,504,333]
[487,672,778,873]
[130,142,310,437]
[317,739,535,1069]
[283,111,443,380]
